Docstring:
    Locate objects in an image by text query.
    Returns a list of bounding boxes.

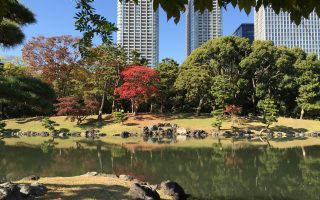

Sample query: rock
[113,134,121,136]
[160,180,187,200]
[29,182,47,196]
[119,175,134,181]
[22,175,40,181]
[176,135,187,141]
[18,185,31,196]
[128,183,160,200]
[0,182,22,200]
[120,131,130,138]
[97,173,118,178]
[82,172,98,176]
[147,125,158,131]
[176,128,187,135]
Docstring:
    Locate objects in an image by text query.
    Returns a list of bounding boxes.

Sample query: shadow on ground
[77,119,112,129]
[15,117,44,124]
[37,183,130,200]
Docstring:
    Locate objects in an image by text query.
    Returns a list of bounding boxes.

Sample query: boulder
[82,172,98,176]
[128,183,160,200]
[176,128,187,135]
[119,175,134,181]
[120,131,130,138]
[147,125,158,131]
[0,182,22,200]
[176,135,187,141]
[160,180,187,200]
[29,182,47,196]
[18,185,31,196]
[97,173,118,178]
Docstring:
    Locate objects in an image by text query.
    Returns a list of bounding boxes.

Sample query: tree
[177,36,250,115]
[22,35,81,97]
[0,76,55,117]
[74,0,117,55]
[258,98,279,129]
[0,0,36,47]
[41,117,58,132]
[112,112,128,125]
[55,97,99,124]
[211,75,234,109]
[225,105,242,128]
[84,45,127,120]
[155,58,179,113]
[114,66,159,115]
[175,65,211,116]
[295,54,320,119]
[130,50,148,66]
[73,0,319,50]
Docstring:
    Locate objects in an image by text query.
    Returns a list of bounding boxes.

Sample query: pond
[0,139,320,199]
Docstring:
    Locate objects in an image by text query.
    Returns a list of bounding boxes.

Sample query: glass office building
[255,7,320,57]
[233,23,254,42]
[186,0,222,56]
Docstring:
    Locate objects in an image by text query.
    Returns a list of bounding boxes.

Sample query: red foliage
[55,97,99,124]
[225,105,242,116]
[114,66,160,114]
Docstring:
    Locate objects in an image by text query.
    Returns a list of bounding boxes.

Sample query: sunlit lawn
[2,113,320,148]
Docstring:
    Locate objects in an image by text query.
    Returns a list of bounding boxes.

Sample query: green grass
[2,114,320,148]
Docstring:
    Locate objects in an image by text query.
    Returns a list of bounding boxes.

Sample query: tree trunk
[133,105,138,116]
[150,103,153,113]
[98,80,108,121]
[196,98,204,116]
[160,102,163,114]
[131,99,134,114]
[300,108,304,120]
[251,78,257,115]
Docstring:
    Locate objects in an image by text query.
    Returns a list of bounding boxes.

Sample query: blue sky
[0,0,253,64]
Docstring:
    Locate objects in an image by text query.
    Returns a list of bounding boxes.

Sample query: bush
[112,112,128,124]
[0,121,6,130]
[41,117,57,132]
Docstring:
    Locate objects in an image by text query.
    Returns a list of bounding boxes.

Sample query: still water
[0,139,319,199]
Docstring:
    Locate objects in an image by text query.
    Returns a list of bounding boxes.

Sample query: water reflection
[0,140,320,199]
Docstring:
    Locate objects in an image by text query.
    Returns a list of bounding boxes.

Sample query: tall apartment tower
[117,0,159,67]
[255,7,320,57]
[186,0,222,56]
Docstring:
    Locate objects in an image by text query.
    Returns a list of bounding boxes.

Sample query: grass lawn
[2,113,320,149]
[16,176,171,200]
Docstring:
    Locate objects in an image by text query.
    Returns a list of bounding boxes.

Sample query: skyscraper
[233,23,254,43]
[255,7,320,57]
[117,0,159,67]
[186,0,222,56]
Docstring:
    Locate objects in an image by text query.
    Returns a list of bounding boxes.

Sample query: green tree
[0,0,35,47]
[295,54,320,119]
[85,44,127,120]
[41,117,57,132]
[0,76,55,118]
[155,58,179,113]
[130,50,148,66]
[211,75,234,109]
[257,98,279,129]
[175,65,211,116]
[112,112,128,125]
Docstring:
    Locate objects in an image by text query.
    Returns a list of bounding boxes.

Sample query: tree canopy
[0,0,36,47]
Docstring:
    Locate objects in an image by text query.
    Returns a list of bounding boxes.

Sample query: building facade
[233,23,254,42]
[117,0,159,67]
[255,7,320,57]
[186,0,222,56]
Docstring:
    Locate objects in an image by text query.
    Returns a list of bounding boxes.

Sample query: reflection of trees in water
[1,142,320,199]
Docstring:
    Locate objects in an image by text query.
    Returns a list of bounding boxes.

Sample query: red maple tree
[55,97,99,124]
[114,66,160,115]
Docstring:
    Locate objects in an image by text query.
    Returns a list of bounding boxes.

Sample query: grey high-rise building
[233,23,254,42]
[186,0,222,56]
[117,0,159,67]
[255,7,320,57]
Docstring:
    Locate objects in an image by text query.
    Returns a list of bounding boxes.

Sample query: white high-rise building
[186,0,222,56]
[117,0,159,67]
[255,7,320,57]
